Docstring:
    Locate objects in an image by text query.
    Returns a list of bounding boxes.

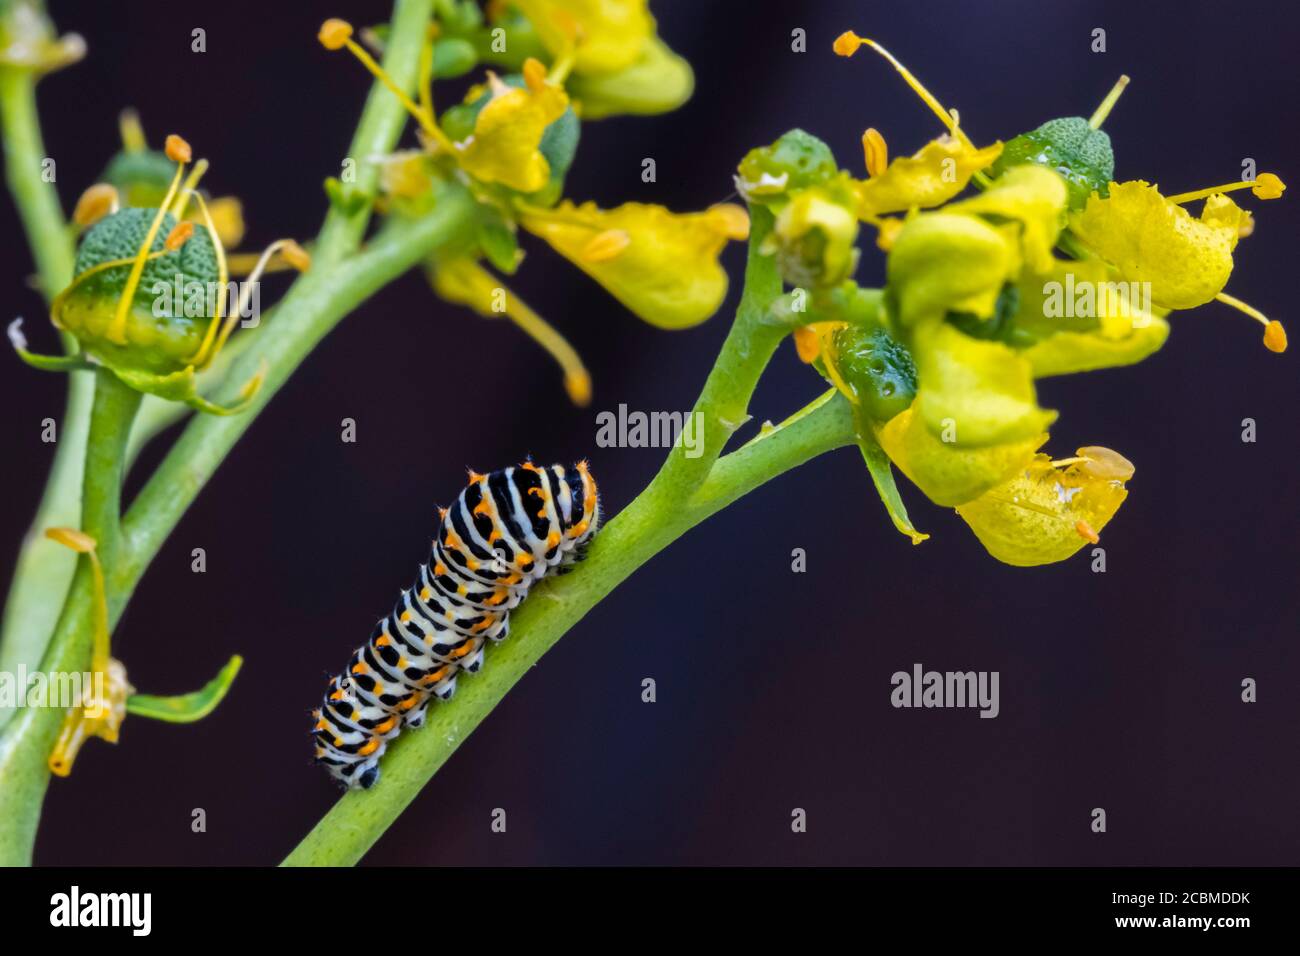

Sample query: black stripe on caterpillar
[312,461,600,789]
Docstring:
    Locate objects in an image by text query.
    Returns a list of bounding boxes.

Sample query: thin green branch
[0,370,140,865]
[0,61,93,729]
[654,205,784,494]
[283,389,856,866]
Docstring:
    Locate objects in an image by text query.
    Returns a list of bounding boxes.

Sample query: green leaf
[126,654,242,723]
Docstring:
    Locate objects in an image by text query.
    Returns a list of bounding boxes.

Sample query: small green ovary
[829,325,917,424]
[59,207,220,372]
[992,117,1114,210]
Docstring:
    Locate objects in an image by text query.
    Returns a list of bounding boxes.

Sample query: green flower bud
[736,129,840,206]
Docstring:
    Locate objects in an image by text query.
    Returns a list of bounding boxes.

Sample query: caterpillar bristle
[312,462,600,789]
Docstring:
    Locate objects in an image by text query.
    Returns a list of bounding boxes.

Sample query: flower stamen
[833,31,973,149]
[862,127,888,177]
[1166,173,1286,205]
[318,18,454,151]
[105,138,190,345]
[1215,292,1287,353]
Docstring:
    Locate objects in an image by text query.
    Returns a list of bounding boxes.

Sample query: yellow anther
[792,325,821,363]
[72,184,119,228]
[279,239,312,272]
[565,370,592,407]
[164,134,192,164]
[164,221,194,251]
[1251,172,1286,200]
[862,127,888,177]
[581,229,630,262]
[1264,320,1288,353]
[522,57,548,92]
[318,18,353,50]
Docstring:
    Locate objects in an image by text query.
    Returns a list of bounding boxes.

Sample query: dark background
[3,0,1296,866]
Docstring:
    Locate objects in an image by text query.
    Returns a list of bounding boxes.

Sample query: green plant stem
[0,370,140,865]
[282,206,859,866]
[0,63,92,729]
[283,390,855,866]
[655,206,784,492]
[0,0,454,865]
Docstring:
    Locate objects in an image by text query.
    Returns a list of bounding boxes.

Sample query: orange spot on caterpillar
[357,737,380,756]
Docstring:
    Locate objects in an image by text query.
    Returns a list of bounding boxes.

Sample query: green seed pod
[56,207,219,375]
[990,116,1114,210]
[100,148,177,209]
[826,324,917,425]
[736,129,840,206]
[432,37,477,78]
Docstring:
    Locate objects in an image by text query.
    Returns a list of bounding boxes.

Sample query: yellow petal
[1069,180,1241,310]
[946,165,1067,273]
[514,0,653,75]
[886,212,1017,326]
[567,35,694,119]
[876,403,1046,508]
[1014,259,1171,376]
[520,200,748,328]
[856,136,1003,217]
[956,447,1133,566]
[456,79,568,192]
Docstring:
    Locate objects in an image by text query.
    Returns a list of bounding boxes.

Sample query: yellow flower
[956,447,1133,566]
[945,165,1066,274]
[454,68,569,193]
[856,136,1003,217]
[512,0,692,119]
[519,200,749,328]
[876,403,1046,508]
[766,187,860,287]
[1069,181,1244,310]
[1012,258,1170,377]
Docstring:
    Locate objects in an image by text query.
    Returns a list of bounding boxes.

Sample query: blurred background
[2,0,1297,865]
